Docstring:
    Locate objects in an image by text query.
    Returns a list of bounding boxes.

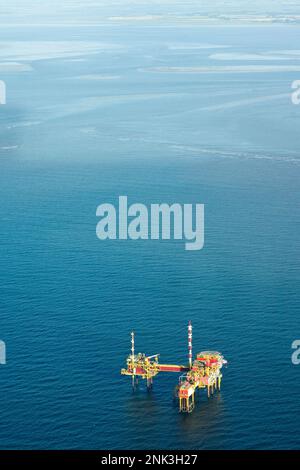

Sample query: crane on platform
[121,322,227,413]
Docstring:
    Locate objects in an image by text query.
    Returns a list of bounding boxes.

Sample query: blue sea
[0,4,300,449]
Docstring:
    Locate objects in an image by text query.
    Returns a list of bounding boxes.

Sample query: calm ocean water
[0,20,300,449]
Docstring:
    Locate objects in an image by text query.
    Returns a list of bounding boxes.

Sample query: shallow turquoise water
[0,21,300,449]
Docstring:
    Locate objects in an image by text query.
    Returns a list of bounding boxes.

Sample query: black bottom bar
[0,450,300,466]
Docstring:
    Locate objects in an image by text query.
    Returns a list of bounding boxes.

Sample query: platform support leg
[147,377,153,390]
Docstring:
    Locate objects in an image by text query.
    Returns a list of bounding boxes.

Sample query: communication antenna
[188,321,192,369]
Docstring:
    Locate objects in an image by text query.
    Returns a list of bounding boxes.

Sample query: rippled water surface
[0,13,300,449]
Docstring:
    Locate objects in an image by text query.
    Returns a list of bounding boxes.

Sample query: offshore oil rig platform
[121,322,227,413]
